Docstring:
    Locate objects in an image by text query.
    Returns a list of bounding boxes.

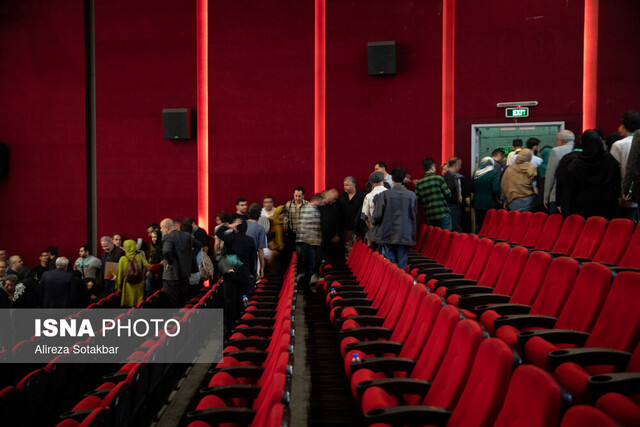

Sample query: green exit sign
[506,107,529,118]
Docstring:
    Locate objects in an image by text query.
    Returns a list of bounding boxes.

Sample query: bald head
[556,130,575,146]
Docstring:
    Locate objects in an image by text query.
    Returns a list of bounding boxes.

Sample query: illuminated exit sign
[506,107,529,118]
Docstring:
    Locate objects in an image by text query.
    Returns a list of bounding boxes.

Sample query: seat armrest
[588,372,640,399]
[332,291,368,299]
[208,365,265,378]
[333,285,365,292]
[338,315,385,328]
[428,273,466,282]
[235,317,275,327]
[457,293,510,310]
[437,279,478,289]
[339,327,393,341]
[199,384,261,399]
[343,340,403,356]
[493,314,557,330]
[444,285,494,296]
[187,407,257,424]
[241,309,276,317]
[516,329,589,349]
[349,356,416,375]
[475,303,532,316]
[59,409,97,421]
[548,348,631,370]
[365,405,452,427]
[332,298,373,307]
[355,378,431,401]
[224,337,270,349]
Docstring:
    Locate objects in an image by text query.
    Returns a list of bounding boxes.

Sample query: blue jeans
[448,204,463,232]
[381,244,409,270]
[509,195,535,212]
[428,214,452,231]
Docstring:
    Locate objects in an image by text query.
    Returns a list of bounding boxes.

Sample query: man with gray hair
[41,257,75,308]
[544,129,575,214]
[338,176,365,257]
[99,235,125,297]
[161,218,201,307]
[362,171,387,248]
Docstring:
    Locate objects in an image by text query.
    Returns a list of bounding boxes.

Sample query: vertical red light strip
[197,0,209,231]
[314,0,326,193]
[442,0,455,166]
[582,0,598,131]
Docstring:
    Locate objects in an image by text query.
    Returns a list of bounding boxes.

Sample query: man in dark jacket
[99,236,125,297]
[372,167,417,270]
[161,218,201,308]
[41,257,76,308]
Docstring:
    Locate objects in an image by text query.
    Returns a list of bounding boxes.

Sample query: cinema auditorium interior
[1,0,640,426]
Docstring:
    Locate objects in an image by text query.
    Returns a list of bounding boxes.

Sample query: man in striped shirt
[296,193,323,296]
[415,157,453,230]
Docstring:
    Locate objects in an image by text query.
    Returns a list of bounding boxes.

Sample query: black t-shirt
[338,191,365,231]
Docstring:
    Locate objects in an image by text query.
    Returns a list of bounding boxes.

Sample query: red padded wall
[94,0,197,239]
[208,0,314,214]
[0,1,86,262]
[326,0,442,190]
[596,0,640,134]
[455,0,584,172]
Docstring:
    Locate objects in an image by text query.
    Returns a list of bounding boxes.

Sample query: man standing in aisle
[373,168,417,270]
[544,129,575,214]
[296,193,323,296]
[415,158,452,230]
[160,217,195,308]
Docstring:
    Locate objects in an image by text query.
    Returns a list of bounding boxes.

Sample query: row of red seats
[54,285,221,427]
[186,257,298,427]
[469,209,640,268]
[317,240,639,426]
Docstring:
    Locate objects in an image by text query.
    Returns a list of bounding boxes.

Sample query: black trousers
[163,278,188,308]
[222,266,251,334]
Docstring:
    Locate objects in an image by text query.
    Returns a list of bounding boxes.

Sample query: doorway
[470,122,565,173]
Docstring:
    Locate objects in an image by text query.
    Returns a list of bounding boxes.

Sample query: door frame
[470,121,565,174]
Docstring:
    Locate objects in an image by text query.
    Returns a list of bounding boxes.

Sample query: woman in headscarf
[559,129,620,219]
[116,239,148,307]
[500,148,538,212]
[145,230,163,295]
[471,157,500,232]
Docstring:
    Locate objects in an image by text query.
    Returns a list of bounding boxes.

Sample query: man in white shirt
[506,139,524,165]
[362,171,387,248]
[260,195,276,218]
[526,138,544,167]
[374,161,394,188]
[544,130,575,214]
[610,109,640,219]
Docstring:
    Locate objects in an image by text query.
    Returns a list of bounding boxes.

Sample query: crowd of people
[1,110,638,337]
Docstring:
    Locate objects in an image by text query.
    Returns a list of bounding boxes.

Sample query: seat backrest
[594,218,635,265]
[551,214,584,254]
[463,238,494,281]
[389,282,427,344]
[570,216,608,259]
[420,319,484,409]
[476,243,511,288]
[447,338,516,427]
[507,211,532,244]
[478,209,497,236]
[507,250,552,304]
[422,226,442,258]
[585,271,640,352]
[486,209,507,238]
[405,305,463,389]
[618,224,640,269]
[492,245,530,296]
[433,229,454,264]
[451,234,480,274]
[443,233,469,269]
[534,214,564,251]
[555,262,611,332]
[415,224,428,251]
[496,210,520,241]
[398,293,445,360]
[520,212,548,247]
[528,257,578,317]
[380,270,415,329]
[494,365,562,427]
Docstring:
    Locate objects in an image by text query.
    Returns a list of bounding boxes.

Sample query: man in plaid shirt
[296,193,323,296]
[415,157,453,230]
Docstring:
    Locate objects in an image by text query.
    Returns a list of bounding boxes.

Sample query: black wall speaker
[162,108,192,140]
[367,41,396,76]
[0,142,8,179]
